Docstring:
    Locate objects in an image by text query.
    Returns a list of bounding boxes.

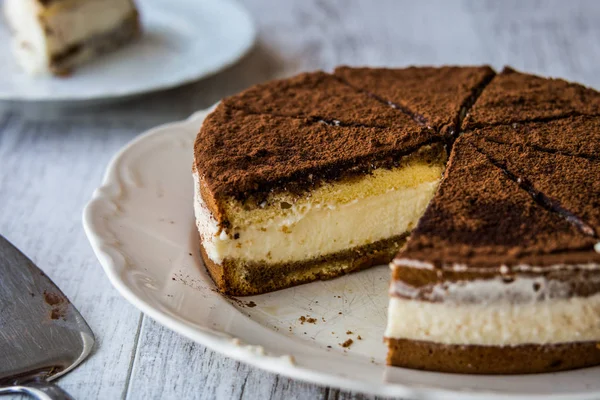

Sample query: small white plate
[0,0,255,102]
[83,108,600,400]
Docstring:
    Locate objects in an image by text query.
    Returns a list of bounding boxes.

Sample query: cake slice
[386,134,600,374]
[4,0,141,76]
[463,67,600,130]
[194,105,447,295]
[334,65,496,134]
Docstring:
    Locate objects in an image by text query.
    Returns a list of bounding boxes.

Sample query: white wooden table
[1,1,600,399]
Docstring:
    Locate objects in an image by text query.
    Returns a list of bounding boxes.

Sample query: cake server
[0,234,94,400]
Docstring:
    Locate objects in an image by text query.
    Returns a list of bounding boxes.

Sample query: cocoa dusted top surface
[195,105,442,200]
[221,71,414,128]
[473,136,600,233]
[462,67,600,130]
[396,134,600,277]
[474,115,600,159]
[334,65,495,133]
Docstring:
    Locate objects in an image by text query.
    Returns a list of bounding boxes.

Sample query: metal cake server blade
[0,234,95,399]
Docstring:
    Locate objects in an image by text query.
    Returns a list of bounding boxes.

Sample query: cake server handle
[0,379,75,400]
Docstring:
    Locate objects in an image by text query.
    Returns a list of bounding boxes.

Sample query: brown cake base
[200,234,408,296]
[50,11,141,75]
[386,338,600,374]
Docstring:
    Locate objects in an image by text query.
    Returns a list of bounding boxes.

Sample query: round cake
[193,65,600,374]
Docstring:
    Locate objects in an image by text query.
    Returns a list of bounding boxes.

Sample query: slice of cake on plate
[4,0,141,76]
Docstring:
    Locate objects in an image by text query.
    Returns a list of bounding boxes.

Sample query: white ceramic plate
[83,108,600,400]
[0,0,255,102]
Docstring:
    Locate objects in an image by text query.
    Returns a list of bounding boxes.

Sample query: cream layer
[385,279,600,345]
[4,0,134,74]
[194,171,441,264]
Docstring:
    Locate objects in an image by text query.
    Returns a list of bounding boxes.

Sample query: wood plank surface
[1,0,600,399]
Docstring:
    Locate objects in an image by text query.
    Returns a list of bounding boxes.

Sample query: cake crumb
[327,345,332,349]
[299,315,316,324]
[357,335,362,340]
[346,330,352,335]
[338,312,342,315]
[245,301,256,308]
[340,339,353,348]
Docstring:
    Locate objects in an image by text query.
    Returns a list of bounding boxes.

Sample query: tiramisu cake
[4,0,141,75]
[193,66,600,374]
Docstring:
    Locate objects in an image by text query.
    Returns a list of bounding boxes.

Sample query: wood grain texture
[1,0,600,399]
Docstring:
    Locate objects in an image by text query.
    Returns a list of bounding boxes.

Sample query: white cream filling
[385,278,600,346]
[194,173,439,264]
[4,0,134,74]
[4,0,48,73]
